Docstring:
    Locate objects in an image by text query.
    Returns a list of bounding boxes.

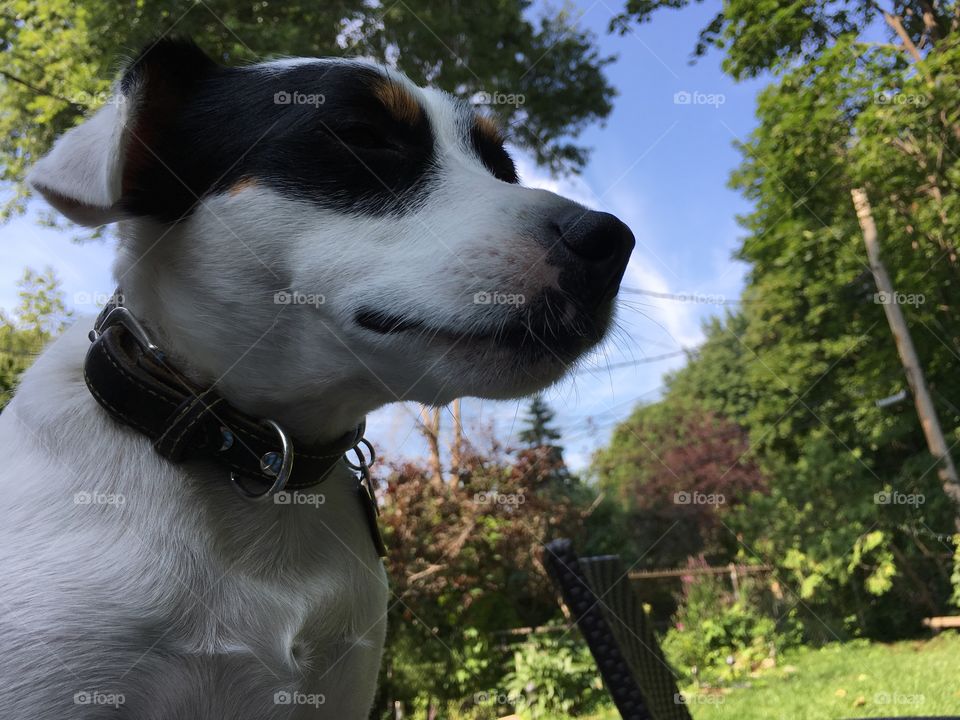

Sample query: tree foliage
[594,401,766,569]
[0,0,616,220]
[376,440,601,716]
[518,395,562,449]
[0,268,71,409]
[613,0,944,79]
[598,0,960,638]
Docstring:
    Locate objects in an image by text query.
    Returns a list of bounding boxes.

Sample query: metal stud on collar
[230,419,294,501]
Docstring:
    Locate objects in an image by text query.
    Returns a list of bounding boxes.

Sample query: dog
[0,38,634,719]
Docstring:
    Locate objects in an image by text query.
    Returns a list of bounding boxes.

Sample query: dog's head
[29,39,634,438]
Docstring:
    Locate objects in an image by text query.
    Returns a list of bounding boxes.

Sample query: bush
[662,562,799,685]
[374,443,595,717]
[503,627,607,718]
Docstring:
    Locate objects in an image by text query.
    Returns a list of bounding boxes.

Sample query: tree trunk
[419,405,444,487]
[918,0,942,43]
[851,188,960,521]
[450,398,463,481]
[883,11,924,62]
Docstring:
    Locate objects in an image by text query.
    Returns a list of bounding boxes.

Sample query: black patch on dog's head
[118,39,437,222]
[468,115,518,184]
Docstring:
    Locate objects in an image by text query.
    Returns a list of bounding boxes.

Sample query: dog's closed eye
[470,118,518,184]
[332,124,401,153]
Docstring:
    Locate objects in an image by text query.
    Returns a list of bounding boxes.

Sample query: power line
[620,286,759,305]
[577,349,690,373]
[618,333,681,351]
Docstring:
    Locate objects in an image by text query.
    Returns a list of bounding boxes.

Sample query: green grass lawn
[588,633,960,720]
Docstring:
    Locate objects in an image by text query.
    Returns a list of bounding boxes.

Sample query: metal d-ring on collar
[230,419,295,501]
[232,424,375,502]
[344,436,379,513]
[344,437,376,478]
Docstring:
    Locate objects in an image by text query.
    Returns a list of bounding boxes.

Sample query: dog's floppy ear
[28,38,218,227]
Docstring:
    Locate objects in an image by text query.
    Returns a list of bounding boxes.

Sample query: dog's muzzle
[83,292,386,556]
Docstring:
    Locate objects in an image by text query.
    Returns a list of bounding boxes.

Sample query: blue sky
[0,0,768,472]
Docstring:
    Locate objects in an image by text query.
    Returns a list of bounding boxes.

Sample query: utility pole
[851,188,960,513]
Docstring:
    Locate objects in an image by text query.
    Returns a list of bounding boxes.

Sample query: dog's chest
[93,495,389,718]
[142,484,387,675]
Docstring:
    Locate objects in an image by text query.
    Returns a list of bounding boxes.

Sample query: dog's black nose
[555,208,635,304]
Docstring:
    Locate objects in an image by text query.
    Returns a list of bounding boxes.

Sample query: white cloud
[512,151,601,209]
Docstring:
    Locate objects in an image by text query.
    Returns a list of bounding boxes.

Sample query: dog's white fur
[2,57,599,719]
[1,322,387,718]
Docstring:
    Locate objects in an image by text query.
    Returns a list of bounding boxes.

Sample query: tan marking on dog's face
[228,177,258,196]
[372,79,423,126]
[474,114,505,145]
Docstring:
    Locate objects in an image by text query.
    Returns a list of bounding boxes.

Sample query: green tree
[0,267,71,408]
[519,394,573,487]
[599,0,960,637]
[1,0,616,220]
[518,395,561,449]
[593,398,766,569]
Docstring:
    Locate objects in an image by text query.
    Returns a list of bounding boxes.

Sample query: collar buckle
[89,302,164,361]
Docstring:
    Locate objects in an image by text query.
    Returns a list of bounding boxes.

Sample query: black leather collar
[83,293,385,556]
